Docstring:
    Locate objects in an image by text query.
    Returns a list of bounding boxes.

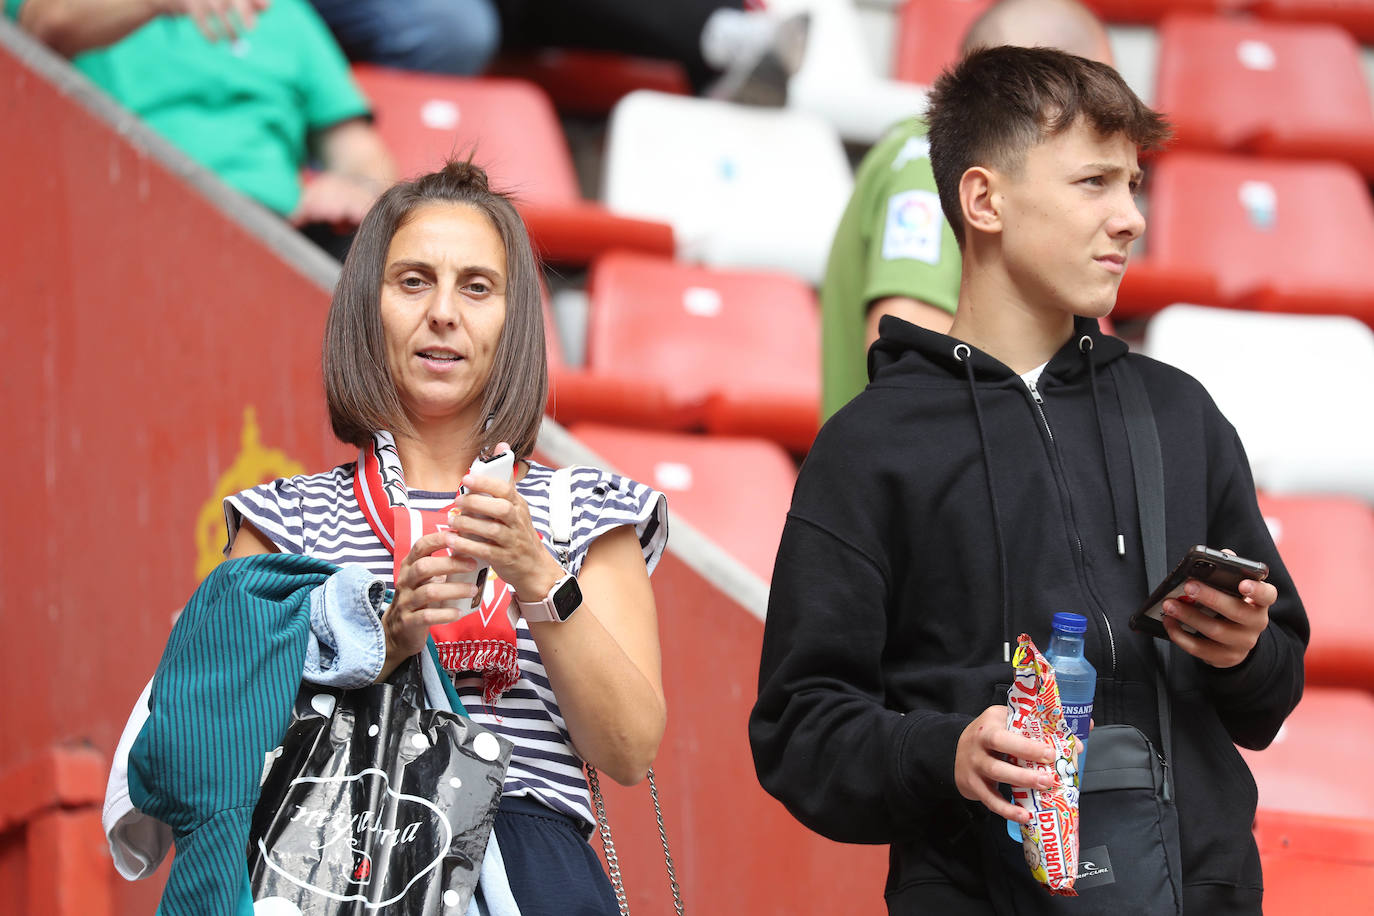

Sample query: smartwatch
[517,573,582,623]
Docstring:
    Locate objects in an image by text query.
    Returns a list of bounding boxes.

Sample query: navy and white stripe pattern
[224,461,668,829]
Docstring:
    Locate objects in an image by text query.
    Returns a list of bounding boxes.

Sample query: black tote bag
[248,657,512,914]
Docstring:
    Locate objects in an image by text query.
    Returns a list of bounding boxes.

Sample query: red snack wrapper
[1006,633,1081,896]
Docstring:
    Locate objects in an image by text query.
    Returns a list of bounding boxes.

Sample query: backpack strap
[1114,360,1174,800]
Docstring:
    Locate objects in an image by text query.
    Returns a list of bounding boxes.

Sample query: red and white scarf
[353,431,520,703]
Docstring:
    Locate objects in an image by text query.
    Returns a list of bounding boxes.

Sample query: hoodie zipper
[1024,379,1119,678]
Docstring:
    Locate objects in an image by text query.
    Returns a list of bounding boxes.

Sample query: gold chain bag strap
[548,467,685,915]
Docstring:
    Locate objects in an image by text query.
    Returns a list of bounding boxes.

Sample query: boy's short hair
[323,157,547,459]
[926,45,1171,247]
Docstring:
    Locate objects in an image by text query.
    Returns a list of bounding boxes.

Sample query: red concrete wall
[590,551,887,915]
[0,28,888,915]
[0,31,349,915]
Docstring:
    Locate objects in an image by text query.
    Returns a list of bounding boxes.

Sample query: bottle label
[1061,702,1092,742]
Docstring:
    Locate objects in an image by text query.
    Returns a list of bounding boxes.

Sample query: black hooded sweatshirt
[750,316,1308,914]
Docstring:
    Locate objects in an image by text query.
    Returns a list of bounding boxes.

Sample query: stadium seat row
[899,0,1374,85]
[900,8,1374,176]
[354,61,1374,327]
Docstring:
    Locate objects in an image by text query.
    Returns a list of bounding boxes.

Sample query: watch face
[552,576,583,621]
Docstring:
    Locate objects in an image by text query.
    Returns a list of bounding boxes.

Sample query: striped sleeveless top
[223,460,668,829]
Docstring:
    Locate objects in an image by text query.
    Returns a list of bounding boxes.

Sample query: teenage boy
[819,0,1114,420]
[750,47,1307,915]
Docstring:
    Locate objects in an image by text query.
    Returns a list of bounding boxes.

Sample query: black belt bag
[982,724,1183,915]
[1075,724,1182,907]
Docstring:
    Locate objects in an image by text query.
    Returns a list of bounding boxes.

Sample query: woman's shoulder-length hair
[322,158,548,460]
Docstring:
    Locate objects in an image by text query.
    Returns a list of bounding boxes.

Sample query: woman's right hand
[380,530,479,678]
[954,705,1061,823]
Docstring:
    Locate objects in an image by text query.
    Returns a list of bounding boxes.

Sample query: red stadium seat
[1253,810,1374,916]
[1239,687,1374,821]
[582,252,821,453]
[894,0,994,87]
[1252,0,1374,44]
[1154,14,1374,177]
[1128,152,1374,321]
[568,424,797,581]
[1257,493,1374,691]
[1114,259,1221,319]
[1083,0,1242,23]
[489,49,690,117]
[351,65,674,265]
[543,288,685,431]
[893,0,1237,87]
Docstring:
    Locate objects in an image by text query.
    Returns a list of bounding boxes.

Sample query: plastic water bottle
[1044,612,1096,769]
[1007,613,1096,841]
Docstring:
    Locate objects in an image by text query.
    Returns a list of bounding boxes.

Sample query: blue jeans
[309,0,501,76]
[303,564,388,688]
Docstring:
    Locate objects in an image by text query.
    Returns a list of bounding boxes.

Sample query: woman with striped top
[224,159,668,915]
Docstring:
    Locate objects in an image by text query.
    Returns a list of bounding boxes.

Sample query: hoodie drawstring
[955,344,1013,662]
[1080,335,1127,557]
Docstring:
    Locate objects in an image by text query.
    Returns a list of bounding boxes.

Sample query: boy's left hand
[1161,574,1278,668]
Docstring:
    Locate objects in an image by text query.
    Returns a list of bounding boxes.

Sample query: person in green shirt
[819,0,1114,420]
[9,0,395,246]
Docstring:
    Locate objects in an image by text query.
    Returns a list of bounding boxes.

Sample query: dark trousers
[493,794,618,916]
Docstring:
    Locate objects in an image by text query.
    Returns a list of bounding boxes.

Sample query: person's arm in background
[291,117,396,228]
[821,124,961,420]
[287,0,396,229]
[14,0,268,56]
[865,295,953,345]
[858,130,961,345]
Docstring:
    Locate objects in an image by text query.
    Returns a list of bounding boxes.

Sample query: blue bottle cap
[1052,612,1088,634]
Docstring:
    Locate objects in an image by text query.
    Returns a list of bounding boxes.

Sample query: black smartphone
[1129,545,1270,640]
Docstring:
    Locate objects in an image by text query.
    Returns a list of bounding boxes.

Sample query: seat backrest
[894,0,994,87]
[569,424,797,581]
[1154,14,1374,157]
[1252,0,1374,43]
[351,65,581,205]
[1145,152,1374,318]
[1253,808,1374,914]
[1142,304,1374,501]
[584,252,820,409]
[1257,493,1374,690]
[488,49,689,117]
[601,91,852,284]
[1239,687,1374,820]
[770,0,877,83]
[1087,0,1242,23]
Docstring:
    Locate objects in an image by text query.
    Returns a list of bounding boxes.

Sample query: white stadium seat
[601,90,853,285]
[1142,304,1374,501]
[770,0,929,145]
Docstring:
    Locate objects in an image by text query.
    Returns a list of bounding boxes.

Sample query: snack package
[1005,633,1081,896]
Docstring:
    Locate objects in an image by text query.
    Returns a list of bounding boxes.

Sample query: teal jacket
[128,554,463,915]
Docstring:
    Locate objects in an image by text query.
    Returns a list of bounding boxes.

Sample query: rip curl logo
[1079,859,1108,877]
[1076,845,1116,889]
[257,767,453,907]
